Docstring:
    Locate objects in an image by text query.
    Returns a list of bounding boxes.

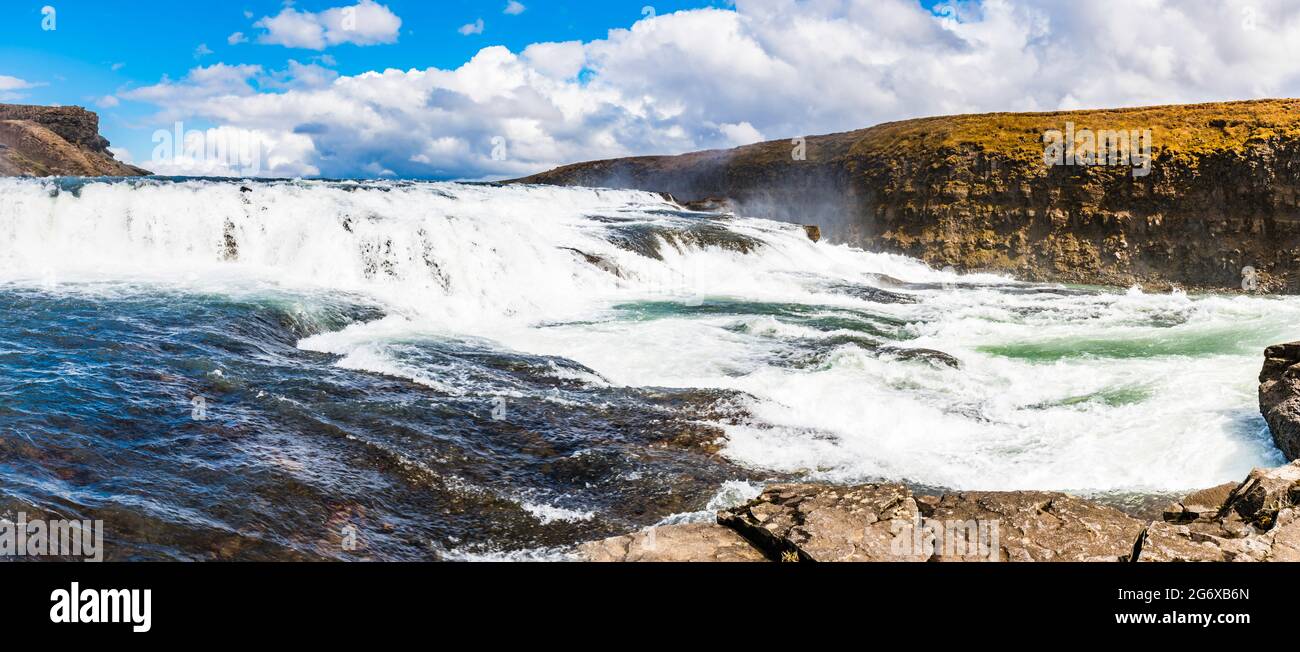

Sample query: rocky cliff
[581,462,1300,562]
[520,99,1300,292]
[0,104,149,177]
[1261,342,1300,460]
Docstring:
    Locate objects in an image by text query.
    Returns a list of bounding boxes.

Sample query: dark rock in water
[222,220,239,261]
[678,197,735,213]
[802,225,821,243]
[605,222,763,260]
[559,247,623,278]
[826,282,917,304]
[879,346,962,369]
[579,523,767,562]
[1260,342,1300,461]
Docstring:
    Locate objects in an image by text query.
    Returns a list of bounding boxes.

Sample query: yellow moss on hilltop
[848,99,1300,164]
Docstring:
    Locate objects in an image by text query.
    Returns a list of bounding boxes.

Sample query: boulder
[1259,342,1300,461]
[1162,481,1238,524]
[1136,462,1300,562]
[578,523,767,562]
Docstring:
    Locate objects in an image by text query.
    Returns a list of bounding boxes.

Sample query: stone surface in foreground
[579,523,767,562]
[579,462,1300,562]
[718,483,925,562]
[921,492,1144,562]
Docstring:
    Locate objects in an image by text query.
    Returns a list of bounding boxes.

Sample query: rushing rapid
[0,177,1292,560]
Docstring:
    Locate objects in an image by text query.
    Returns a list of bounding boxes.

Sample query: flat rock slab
[718,483,927,562]
[578,523,767,562]
[922,492,1146,561]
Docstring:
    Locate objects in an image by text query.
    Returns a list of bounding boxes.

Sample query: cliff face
[520,99,1300,292]
[0,104,150,177]
[1261,342,1300,461]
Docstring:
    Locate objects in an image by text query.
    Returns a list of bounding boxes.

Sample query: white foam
[4,177,1296,493]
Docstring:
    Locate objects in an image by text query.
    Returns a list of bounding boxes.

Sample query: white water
[1,177,1293,493]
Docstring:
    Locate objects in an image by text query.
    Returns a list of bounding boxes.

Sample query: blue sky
[1,1,732,169]
[2,1,1292,180]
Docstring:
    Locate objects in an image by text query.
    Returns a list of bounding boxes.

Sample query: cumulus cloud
[0,75,38,101]
[459,18,485,36]
[121,0,1300,180]
[228,32,248,45]
[254,0,402,50]
[504,1,526,15]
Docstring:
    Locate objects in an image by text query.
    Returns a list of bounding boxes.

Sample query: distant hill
[0,104,150,177]
[519,99,1300,292]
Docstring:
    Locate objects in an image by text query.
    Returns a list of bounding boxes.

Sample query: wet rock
[921,492,1145,562]
[1260,342,1300,461]
[879,346,962,369]
[579,523,767,562]
[718,483,927,562]
[559,247,623,278]
[678,197,735,213]
[803,225,822,243]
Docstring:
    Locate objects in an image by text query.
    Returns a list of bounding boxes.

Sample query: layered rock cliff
[521,99,1300,292]
[0,104,149,177]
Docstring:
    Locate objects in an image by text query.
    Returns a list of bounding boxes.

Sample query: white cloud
[718,121,764,146]
[121,0,1300,180]
[254,0,401,50]
[0,75,37,101]
[228,32,248,45]
[194,43,214,58]
[459,18,485,36]
[108,146,133,164]
[504,1,526,15]
[0,75,34,92]
[97,95,120,108]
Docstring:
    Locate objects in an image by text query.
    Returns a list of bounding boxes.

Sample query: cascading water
[0,177,1292,560]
